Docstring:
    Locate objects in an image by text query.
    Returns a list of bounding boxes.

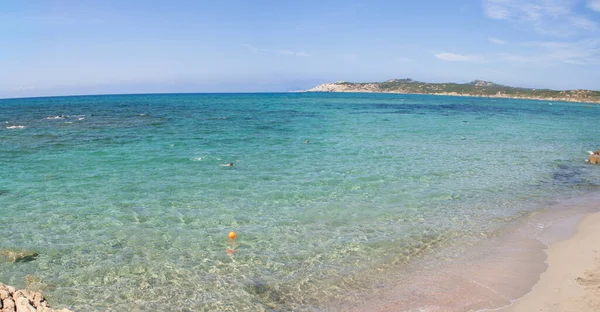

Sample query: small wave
[6,125,25,129]
[46,115,66,120]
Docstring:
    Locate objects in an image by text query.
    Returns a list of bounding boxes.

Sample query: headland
[306,79,600,104]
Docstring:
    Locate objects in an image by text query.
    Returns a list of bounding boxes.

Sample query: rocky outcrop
[0,250,38,263]
[0,282,72,312]
[469,80,498,87]
[587,151,600,164]
[306,82,380,93]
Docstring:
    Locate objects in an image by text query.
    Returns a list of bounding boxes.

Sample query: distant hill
[305,79,600,104]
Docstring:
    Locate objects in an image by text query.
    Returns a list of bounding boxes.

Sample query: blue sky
[2,0,600,98]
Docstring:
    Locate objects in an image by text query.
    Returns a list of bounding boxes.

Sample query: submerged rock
[0,249,39,263]
[0,282,72,312]
[24,276,54,294]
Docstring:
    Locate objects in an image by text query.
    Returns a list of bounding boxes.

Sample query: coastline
[2,93,600,311]
[303,90,600,105]
[497,211,600,312]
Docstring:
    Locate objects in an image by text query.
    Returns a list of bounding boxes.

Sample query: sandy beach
[340,192,600,312]
[498,212,600,312]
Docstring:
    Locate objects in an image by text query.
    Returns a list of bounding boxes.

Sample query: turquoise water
[1,93,600,311]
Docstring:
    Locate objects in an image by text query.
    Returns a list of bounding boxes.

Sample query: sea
[1,93,600,311]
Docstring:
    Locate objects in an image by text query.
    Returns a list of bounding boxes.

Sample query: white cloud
[435,52,484,62]
[488,37,508,44]
[483,0,598,36]
[588,0,600,12]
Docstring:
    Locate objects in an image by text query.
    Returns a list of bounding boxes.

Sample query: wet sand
[498,212,600,312]
[342,193,600,312]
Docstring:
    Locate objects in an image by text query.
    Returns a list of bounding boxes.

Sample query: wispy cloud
[484,0,511,19]
[241,44,312,57]
[435,52,483,62]
[488,37,508,44]
[275,50,312,57]
[394,57,414,63]
[439,39,600,65]
[521,41,571,48]
[241,44,259,54]
[523,39,600,64]
[483,0,598,36]
[588,0,600,12]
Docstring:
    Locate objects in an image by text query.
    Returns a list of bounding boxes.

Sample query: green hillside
[317,79,600,103]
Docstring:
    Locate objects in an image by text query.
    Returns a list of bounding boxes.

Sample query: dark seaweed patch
[245,280,286,306]
[552,163,585,185]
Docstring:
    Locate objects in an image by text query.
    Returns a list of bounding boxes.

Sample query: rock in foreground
[0,282,72,312]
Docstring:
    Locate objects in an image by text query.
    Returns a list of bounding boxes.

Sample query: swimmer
[225,247,237,255]
[305,139,309,143]
[221,163,234,167]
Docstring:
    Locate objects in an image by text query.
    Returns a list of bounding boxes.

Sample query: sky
[1,0,600,98]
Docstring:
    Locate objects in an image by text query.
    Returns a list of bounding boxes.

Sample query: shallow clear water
[1,93,599,311]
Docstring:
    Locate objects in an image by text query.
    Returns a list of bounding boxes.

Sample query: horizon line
[0,91,307,101]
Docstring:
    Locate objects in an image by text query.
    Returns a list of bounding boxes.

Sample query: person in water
[221,163,234,167]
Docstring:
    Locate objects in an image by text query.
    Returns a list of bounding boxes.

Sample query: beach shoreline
[341,191,600,312]
[496,211,600,312]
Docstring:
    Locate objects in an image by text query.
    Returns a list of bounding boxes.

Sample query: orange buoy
[228,231,237,239]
